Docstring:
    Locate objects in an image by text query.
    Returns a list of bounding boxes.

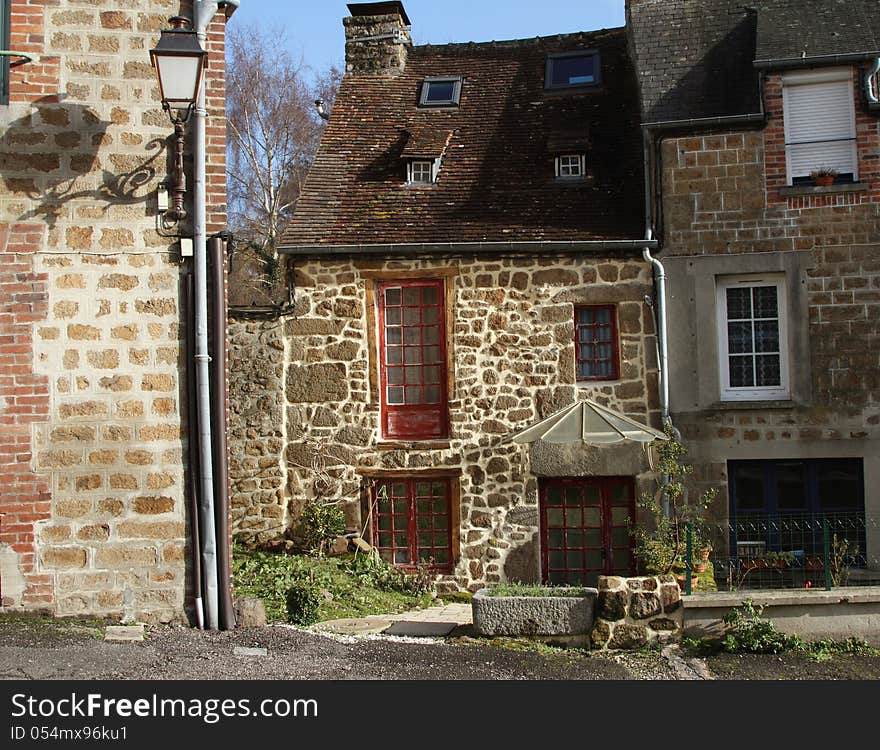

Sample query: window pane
[550,54,595,87]
[817,462,860,509]
[384,288,401,306]
[567,529,584,547]
[755,354,780,387]
[403,287,420,306]
[424,365,441,383]
[776,462,806,510]
[404,346,422,364]
[403,307,421,325]
[612,527,630,548]
[731,464,765,511]
[386,347,403,365]
[385,307,401,326]
[566,550,582,568]
[415,481,431,497]
[727,321,752,354]
[388,368,403,385]
[547,486,563,505]
[423,306,439,324]
[424,80,455,102]
[387,386,404,404]
[754,321,779,353]
[404,327,420,346]
[405,385,422,403]
[726,287,751,320]
[423,326,439,345]
[404,365,423,384]
[582,507,600,526]
[424,385,441,403]
[547,508,564,527]
[729,355,754,387]
[549,550,565,567]
[386,328,401,345]
[424,345,440,362]
[753,286,778,318]
[565,487,581,505]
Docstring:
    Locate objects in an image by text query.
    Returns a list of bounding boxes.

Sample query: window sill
[780,182,868,198]
[709,399,797,411]
[376,441,451,451]
[553,176,594,187]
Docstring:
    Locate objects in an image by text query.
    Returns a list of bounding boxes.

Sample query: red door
[539,477,635,586]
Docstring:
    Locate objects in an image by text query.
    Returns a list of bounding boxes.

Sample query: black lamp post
[149,16,207,222]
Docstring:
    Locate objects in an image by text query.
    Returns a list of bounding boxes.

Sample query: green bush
[721,600,801,654]
[340,552,436,597]
[296,501,345,556]
[285,579,322,625]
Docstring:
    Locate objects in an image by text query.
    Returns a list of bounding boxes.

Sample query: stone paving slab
[383,621,458,637]
[104,625,145,642]
[233,646,268,657]
[311,617,395,636]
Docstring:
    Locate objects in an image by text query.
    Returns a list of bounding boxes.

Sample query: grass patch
[485,583,592,598]
[232,543,435,624]
[454,635,585,658]
[0,613,106,640]
[438,591,473,604]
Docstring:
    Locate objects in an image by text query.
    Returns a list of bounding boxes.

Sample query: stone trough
[471,587,599,646]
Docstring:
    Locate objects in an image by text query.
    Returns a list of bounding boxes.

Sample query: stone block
[472,587,598,636]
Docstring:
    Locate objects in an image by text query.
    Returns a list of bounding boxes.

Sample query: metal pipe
[191,0,225,630]
[754,51,880,70]
[210,235,236,630]
[866,58,880,104]
[184,272,204,630]
[278,238,658,257]
[642,112,765,131]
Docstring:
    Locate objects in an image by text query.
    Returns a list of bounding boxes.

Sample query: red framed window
[574,305,619,381]
[378,279,448,440]
[539,477,634,586]
[372,477,453,572]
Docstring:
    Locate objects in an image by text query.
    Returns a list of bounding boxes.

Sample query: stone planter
[471,587,598,643]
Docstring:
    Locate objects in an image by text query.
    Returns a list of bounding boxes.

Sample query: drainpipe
[866,58,880,105]
[191,0,238,630]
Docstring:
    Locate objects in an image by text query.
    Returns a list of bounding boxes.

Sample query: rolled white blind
[783,77,857,181]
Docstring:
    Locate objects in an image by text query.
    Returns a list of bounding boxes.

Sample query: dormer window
[555,153,586,180]
[407,159,439,185]
[546,51,600,90]
[419,77,462,107]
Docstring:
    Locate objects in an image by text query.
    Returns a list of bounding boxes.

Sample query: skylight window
[546,51,600,90]
[407,159,438,185]
[419,77,462,107]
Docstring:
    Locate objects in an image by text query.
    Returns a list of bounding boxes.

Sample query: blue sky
[228,1,626,75]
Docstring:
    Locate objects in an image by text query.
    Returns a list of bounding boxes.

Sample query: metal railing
[683,512,876,594]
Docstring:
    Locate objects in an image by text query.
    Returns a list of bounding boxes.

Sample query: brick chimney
[344,2,412,76]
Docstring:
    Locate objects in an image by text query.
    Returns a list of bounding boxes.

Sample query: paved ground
[2,604,880,681]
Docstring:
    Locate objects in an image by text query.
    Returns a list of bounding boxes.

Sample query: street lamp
[149,16,207,221]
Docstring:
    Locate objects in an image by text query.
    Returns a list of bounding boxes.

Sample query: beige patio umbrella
[505,399,668,445]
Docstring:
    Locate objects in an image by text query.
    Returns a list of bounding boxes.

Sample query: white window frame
[716,274,790,402]
[555,153,586,179]
[406,158,439,185]
[418,77,462,107]
[782,67,858,185]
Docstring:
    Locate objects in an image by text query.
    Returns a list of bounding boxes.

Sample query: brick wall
[659,65,880,559]
[0,1,229,621]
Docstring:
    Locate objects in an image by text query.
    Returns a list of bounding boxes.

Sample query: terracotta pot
[693,562,708,574]
[697,547,711,561]
[814,175,835,187]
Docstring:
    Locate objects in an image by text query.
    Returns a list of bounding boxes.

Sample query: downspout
[210,235,236,630]
[184,272,204,629]
[866,58,880,105]
[191,0,234,630]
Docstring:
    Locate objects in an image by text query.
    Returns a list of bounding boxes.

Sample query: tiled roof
[627,0,880,124]
[281,28,646,248]
[626,0,760,123]
[754,0,880,64]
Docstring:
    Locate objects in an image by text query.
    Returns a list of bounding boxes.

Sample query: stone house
[230,1,668,591]
[0,0,235,623]
[627,0,880,575]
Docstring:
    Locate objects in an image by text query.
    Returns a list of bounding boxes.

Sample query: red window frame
[539,477,635,586]
[377,279,448,440]
[574,304,619,381]
[371,477,453,573]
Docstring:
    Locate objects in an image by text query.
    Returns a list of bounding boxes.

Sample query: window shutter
[783,76,857,182]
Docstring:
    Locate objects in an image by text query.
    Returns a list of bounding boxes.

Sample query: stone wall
[228,254,662,590]
[590,575,683,650]
[0,1,229,622]
[659,68,880,566]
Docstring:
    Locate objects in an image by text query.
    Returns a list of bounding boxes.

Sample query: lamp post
[149,9,222,630]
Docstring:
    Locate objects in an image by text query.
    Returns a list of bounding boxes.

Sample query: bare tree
[225,24,340,307]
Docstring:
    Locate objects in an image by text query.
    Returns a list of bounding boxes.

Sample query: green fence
[683,512,876,594]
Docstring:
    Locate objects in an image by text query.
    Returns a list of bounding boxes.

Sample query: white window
[407,159,438,185]
[419,77,462,107]
[555,153,586,179]
[716,275,789,401]
[783,68,858,185]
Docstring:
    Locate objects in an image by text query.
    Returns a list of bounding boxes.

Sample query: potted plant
[809,166,838,187]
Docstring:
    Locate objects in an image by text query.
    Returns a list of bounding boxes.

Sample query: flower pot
[697,547,711,561]
[693,561,708,573]
[814,175,835,187]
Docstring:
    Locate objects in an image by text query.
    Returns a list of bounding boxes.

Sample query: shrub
[340,552,436,597]
[296,500,345,556]
[721,599,801,654]
[285,579,322,625]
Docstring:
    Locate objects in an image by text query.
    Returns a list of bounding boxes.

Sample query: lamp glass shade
[149,27,207,111]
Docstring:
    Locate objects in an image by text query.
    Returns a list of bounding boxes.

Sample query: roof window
[419,77,462,107]
[545,51,600,90]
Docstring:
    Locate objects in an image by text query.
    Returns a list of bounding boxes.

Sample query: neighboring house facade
[0,0,233,621]
[230,1,666,590]
[628,0,880,573]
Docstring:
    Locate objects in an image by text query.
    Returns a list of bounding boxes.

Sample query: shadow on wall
[0,95,168,230]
